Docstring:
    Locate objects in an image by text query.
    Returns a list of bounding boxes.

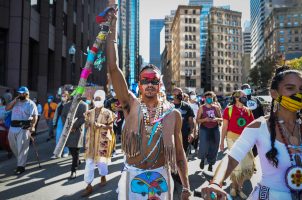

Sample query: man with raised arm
[106,11,191,200]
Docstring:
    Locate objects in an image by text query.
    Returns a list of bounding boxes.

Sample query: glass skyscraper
[189,0,213,88]
[149,19,165,68]
[118,0,140,85]
[250,0,302,68]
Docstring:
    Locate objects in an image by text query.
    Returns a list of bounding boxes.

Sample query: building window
[185,79,196,87]
[31,0,41,13]
[219,84,223,92]
[185,10,188,14]
[279,30,284,35]
[294,22,299,26]
[193,10,196,15]
[226,84,231,92]
[287,22,292,26]
[280,22,284,27]
[49,0,56,25]
[279,38,285,43]
[295,37,299,42]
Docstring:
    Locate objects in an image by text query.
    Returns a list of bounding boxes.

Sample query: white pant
[8,128,30,167]
[117,164,173,200]
[84,158,108,184]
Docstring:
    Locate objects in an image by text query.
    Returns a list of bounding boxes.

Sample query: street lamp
[68,44,76,83]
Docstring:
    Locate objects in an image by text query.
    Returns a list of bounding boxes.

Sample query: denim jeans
[198,126,220,165]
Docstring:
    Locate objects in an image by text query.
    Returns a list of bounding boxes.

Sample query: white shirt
[229,116,291,192]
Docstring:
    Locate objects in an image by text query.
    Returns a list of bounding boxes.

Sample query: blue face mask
[86,100,91,105]
[206,97,213,104]
[47,99,52,103]
[243,88,252,96]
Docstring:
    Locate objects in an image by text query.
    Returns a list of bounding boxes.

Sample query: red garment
[223,105,254,135]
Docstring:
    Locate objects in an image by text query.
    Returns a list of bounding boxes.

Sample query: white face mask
[94,100,104,108]
[190,95,197,100]
[61,97,67,102]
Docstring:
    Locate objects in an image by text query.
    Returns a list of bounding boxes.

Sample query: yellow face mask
[277,93,302,112]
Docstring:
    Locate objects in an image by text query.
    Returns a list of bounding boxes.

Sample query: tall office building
[208,7,243,95]
[250,0,302,68]
[0,0,107,101]
[242,21,252,83]
[264,7,302,60]
[171,5,202,89]
[189,0,213,93]
[162,11,175,93]
[164,10,176,44]
[149,19,164,68]
[243,21,252,54]
[118,0,140,85]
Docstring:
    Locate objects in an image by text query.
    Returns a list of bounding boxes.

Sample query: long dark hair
[266,66,302,167]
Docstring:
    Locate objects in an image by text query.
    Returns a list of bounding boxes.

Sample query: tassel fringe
[121,129,142,157]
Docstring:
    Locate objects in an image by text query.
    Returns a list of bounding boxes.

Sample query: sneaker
[15,166,25,175]
[199,160,204,170]
[51,155,60,159]
[208,164,213,172]
[62,153,68,158]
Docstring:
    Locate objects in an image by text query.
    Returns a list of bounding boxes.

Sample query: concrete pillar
[7,0,30,90]
[54,0,63,91]
[37,0,49,102]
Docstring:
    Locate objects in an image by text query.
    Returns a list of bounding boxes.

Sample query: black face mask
[18,96,26,100]
[176,94,183,101]
[239,97,248,105]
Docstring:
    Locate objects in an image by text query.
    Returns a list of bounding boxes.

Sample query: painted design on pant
[131,171,168,200]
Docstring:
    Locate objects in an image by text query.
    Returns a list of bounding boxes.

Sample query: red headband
[140,71,160,80]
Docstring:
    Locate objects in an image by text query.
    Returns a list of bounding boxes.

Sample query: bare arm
[29,115,38,132]
[5,98,18,111]
[174,112,190,190]
[213,106,223,122]
[221,119,228,142]
[106,12,130,109]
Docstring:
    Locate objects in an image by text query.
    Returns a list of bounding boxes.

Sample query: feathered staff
[53,6,117,156]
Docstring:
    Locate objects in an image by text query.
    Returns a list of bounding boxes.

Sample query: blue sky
[140,0,250,62]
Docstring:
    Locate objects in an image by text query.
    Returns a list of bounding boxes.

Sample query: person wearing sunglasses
[218,90,255,199]
[106,10,191,200]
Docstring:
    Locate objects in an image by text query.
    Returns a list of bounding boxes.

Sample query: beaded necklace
[277,118,302,197]
[140,100,163,136]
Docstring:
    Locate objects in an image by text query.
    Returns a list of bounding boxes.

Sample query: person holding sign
[219,90,254,199]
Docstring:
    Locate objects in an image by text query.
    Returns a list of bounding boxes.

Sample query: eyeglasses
[140,79,160,85]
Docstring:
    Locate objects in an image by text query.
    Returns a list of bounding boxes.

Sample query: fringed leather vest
[121,93,178,173]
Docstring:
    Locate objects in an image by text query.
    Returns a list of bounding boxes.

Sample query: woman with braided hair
[202,66,302,200]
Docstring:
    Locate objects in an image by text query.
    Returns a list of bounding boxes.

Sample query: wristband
[210,180,222,188]
[182,187,191,192]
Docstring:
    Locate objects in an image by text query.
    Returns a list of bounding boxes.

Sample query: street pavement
[0,119,262,200]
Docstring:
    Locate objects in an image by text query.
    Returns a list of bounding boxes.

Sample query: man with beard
[106,10,191,200]
[172,88,195,154]
[6,86,38,174]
